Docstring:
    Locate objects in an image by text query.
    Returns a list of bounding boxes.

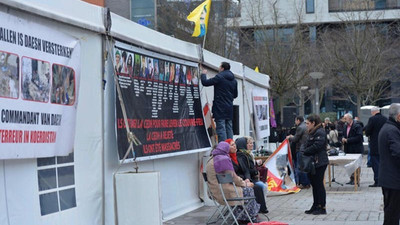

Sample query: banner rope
[104,35,141,171]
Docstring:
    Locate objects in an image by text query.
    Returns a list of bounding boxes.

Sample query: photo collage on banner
[114,42,210,160]
[252,88,270,140]
[0,11,80,159]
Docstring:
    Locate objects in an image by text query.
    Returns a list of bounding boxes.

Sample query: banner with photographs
[114,41,211,161]
[0,11,80,159]
[252,88,270,139]
[265,139,300,194]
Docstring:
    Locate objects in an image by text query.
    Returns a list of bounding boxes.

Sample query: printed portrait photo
[51,64,75,105]
[21,57,50,102]
[0,51,19,99]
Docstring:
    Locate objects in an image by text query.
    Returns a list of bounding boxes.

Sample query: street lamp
[299,86,308,116]
[309,72,324,115]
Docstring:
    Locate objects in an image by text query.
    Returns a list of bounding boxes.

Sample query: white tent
[0,0,270,224]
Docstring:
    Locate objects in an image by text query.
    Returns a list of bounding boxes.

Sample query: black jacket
[378,118,400,190]
[303,125,329,168]
[201,70,238,120]
[364,113,387,155]
[234,150,258,182]
[342,122,364,153]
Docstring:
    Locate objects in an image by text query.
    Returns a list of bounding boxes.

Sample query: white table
[328,154,363,191]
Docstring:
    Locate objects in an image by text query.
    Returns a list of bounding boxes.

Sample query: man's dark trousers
[382,187,400,225]
[371,154,380,184]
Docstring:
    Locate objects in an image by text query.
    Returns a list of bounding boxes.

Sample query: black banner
[115,46,211,160]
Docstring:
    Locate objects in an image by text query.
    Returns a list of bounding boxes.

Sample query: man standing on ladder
[201,62,238,142]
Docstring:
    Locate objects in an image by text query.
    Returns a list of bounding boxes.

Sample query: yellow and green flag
[254,66,259,73]
[187,0,211,37]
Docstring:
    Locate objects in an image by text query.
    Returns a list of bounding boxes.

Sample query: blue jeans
[255,181,267,191]
[296,151,310,186]
[215,119,233,142]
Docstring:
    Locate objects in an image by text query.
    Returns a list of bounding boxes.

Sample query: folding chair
[216,173,256,225]
[202,172,228,224]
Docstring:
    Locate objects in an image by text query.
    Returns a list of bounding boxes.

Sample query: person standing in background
[364,106,387,187]
[342,113,364,185]
[378,103,400,225]
[286,116,310,189]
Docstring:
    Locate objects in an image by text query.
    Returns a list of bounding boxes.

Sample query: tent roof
[2,0,269,88]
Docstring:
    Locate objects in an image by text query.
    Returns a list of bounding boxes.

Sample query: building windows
[329,0,400,12]
[306,0,315,13]
[254,28,294,43]
[37,153,76,216]
[131,0,156,29]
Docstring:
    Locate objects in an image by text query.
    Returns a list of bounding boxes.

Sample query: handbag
[298,152,315,175]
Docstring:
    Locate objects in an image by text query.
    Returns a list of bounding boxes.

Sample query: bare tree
[318,9,400,115]
[157,0,240,58]
[237,0,317,123]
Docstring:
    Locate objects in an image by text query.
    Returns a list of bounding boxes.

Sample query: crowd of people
[201,61,399,224]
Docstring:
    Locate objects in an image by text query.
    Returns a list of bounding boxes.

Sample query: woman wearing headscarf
[205,142,260,222]
[302,114,329,215]
[234,137,269,213]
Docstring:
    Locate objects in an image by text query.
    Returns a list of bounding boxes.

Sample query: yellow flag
[255,66,259,73]
[187,0,211,37]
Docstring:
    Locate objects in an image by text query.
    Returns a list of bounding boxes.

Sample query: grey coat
[289,122,308,152]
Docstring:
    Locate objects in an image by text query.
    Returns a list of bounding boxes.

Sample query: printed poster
[114,41,211,161]
[0,11,80,159]
[252,88,270,139]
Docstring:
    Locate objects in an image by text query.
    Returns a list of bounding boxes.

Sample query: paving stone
[164,155,385,225]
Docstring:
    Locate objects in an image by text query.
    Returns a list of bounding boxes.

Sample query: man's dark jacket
[342,122,364,153]
[201,70,238,120]
[378,118,400,189]
[365,113,387,155]
[303,125,329,168]
[289,122,307,152]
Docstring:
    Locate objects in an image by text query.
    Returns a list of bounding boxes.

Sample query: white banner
[252,88,270,139]
[0,11,80,159]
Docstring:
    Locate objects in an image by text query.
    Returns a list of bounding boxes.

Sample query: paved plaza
[164,155,385,225]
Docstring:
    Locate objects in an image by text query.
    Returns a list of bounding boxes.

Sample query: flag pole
[202,30,207,49]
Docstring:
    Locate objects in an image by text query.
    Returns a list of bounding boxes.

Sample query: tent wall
[0,2,104,225]
[0,0,270,224]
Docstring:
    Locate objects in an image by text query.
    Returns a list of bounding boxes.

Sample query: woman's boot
[312,205,327,215]
[304,204,317,214]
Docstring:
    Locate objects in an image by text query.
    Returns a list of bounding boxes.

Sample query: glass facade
[131,0,156,29]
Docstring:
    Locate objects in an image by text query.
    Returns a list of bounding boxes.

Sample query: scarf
[225,139,238,164]
[213,142,234,173]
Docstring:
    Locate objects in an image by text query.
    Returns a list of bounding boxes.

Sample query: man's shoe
[346,180,354,185]
[312,206,327,215]
[369,183,379,187]
[305,205,316,214]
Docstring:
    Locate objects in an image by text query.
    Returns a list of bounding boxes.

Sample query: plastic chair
[216,173,256,225]
[202,172,228,224]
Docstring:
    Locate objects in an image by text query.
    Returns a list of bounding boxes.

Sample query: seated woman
[205,142,260,222]
[233,137,268,213]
